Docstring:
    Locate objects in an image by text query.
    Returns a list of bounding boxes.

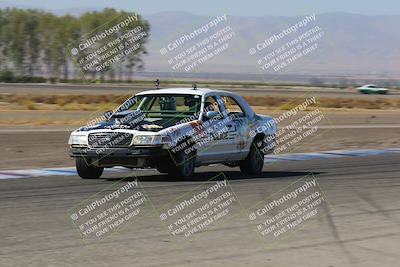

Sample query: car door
[219,95,250,158]
[195,95,235,163]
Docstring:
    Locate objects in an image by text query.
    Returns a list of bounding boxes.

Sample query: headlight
[132,135,171,145]
[68,134,88,145]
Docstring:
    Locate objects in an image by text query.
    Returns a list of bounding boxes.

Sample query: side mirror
[205,111,219,119]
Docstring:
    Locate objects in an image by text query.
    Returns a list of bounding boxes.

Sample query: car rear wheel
[76,158,104,179]
[240,139,264,175]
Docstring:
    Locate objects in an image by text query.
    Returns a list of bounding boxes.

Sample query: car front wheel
[168,143,196,179]
[76,158,104,179]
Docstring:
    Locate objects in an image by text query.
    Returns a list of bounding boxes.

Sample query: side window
[204,96,222,113]
[221,96,245,118]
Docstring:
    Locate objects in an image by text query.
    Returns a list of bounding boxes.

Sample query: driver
[203,101,215,112]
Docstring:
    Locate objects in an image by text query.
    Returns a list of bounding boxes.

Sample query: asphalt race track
[1,154,399,267]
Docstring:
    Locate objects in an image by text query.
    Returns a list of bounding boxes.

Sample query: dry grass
[0,94,128,111]
[317,97,399,109]
[17,99,37,110]
[243,96,400,110]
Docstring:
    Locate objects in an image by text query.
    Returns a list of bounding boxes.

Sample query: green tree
[0,8,151,82]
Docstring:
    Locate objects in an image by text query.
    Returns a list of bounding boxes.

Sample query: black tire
[155,162,170,174]
[167,141,196,179]
[76,157,104,179]
[240,139,264,175]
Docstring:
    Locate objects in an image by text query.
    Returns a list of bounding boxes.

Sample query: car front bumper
[69,145,170,168]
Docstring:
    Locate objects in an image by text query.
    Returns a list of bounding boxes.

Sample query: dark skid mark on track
[322,204,357,263]
[354,189,400,225]
[105,171,321,183]
[352,243,400,261]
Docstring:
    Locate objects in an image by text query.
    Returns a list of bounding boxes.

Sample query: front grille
[88,132,133,148]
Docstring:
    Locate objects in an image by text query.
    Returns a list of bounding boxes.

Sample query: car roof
[136,88,231,96]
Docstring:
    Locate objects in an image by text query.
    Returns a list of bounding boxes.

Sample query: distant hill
[142,12,400,77]
[1,3,399,78]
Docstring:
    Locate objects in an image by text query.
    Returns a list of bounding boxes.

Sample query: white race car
[358,84,388,94]
[68,87,277,179]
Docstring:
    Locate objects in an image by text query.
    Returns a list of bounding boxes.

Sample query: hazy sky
[6,0,400,16]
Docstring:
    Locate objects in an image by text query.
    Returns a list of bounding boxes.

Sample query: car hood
[76,111,167,133]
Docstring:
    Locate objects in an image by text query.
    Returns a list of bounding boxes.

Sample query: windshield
[116,94,201,118]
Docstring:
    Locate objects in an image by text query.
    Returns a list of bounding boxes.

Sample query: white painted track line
[0,148,399,180]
